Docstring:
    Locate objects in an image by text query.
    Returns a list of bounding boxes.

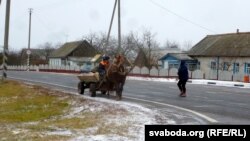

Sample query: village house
[159,53,198,71]
[49,40,100,71]
[20,48,49,65]
[134,47,183,69]
[188,31,250,80]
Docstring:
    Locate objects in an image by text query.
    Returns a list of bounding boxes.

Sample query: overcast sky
[0,0,250,51]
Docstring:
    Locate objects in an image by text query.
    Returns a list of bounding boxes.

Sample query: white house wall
[197,57,250,79]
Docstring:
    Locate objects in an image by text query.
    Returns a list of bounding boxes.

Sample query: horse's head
[107,54,126,75]
[114,54,125,65]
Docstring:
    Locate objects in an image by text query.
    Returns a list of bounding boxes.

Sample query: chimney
[236,29,239,34]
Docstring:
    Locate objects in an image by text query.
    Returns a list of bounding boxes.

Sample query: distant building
[188,31,250,75]
[20,48,48,65]
[49,40,100,70]
[159,53,198,71]
[134,48,183,69]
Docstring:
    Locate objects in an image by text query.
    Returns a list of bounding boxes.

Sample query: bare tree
[82,32,142,60]
[1,47,21,65]
[140,30,160,67]
[182,40,193,51]
[120,31,142,59]
[38,42,56,62]
[82,32,100,47]
[163,40,180,49]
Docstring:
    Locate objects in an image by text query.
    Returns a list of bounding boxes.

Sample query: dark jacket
[98,60,109,75]
[178,60,189,80]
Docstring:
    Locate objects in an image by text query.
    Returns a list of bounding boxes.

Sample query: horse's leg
[106,82,110,98]
[115,83,120,100]
[119,82,124,100]
[115,82,122,100]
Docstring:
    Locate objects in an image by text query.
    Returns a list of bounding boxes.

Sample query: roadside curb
[127,76,250,89]
[188,79,250,88]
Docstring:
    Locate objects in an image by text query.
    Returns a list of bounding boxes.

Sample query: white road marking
[9,76,218,123]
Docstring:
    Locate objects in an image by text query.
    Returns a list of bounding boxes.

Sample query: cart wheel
[89,83,96,97]
[78,82,85,95]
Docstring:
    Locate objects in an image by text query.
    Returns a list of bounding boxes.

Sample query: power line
[149,0,216,33]
[34,13,53,31]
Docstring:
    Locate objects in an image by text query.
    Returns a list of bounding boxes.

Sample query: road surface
[5,71,250,124]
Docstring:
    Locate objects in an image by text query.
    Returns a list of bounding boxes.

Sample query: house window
[188,63,196,71]
[223,62,230,71]
[233,63,239,74]
[169,63,179,69]
[245,63,250,74]
[211,61,217,70]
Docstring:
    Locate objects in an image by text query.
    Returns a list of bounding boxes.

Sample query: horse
[106,54,129,100]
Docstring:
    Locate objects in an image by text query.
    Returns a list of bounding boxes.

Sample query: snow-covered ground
[127,76,250,88]
[66,94,176,141]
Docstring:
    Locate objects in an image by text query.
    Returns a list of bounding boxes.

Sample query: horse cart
[77,55,133,100]
[77,72,109,97]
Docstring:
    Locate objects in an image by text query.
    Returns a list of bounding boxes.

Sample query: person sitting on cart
[98,54,110,81]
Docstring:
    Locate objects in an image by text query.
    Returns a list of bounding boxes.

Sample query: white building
[189,31,250,80]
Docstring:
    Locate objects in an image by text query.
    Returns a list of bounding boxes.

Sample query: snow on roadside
[68,93,176,141]
[127,76,250,88]
[127,76,177,83]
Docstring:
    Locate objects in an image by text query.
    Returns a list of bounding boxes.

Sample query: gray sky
[0,0,250,51]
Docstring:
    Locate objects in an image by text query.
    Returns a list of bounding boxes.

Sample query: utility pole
[106,0,117,47]
[2,0,11,81]
[117,0,121,53]
[27,8,33,71]
[105,0,122,54]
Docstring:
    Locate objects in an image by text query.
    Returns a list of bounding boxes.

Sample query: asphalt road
[5,71,250,124]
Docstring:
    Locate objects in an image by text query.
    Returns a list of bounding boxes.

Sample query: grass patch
[0,129,71,141]
[0,80,136,140]
[0,81,69,123]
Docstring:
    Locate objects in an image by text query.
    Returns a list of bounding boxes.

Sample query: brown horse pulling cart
[77,55,133,100]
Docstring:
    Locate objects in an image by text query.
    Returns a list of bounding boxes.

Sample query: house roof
[151,48,182,60]
[133,48,150,68]
[50,40,97,58]
[160,53,194,61]
[188,32,250,57]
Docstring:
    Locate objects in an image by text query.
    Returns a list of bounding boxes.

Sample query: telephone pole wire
[27,8,33,71]
[2,0,11,81]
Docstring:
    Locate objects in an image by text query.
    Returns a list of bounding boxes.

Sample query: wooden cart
[77,72,109,97]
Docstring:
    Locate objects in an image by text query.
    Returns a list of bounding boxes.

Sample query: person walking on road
[177,60,189,97]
